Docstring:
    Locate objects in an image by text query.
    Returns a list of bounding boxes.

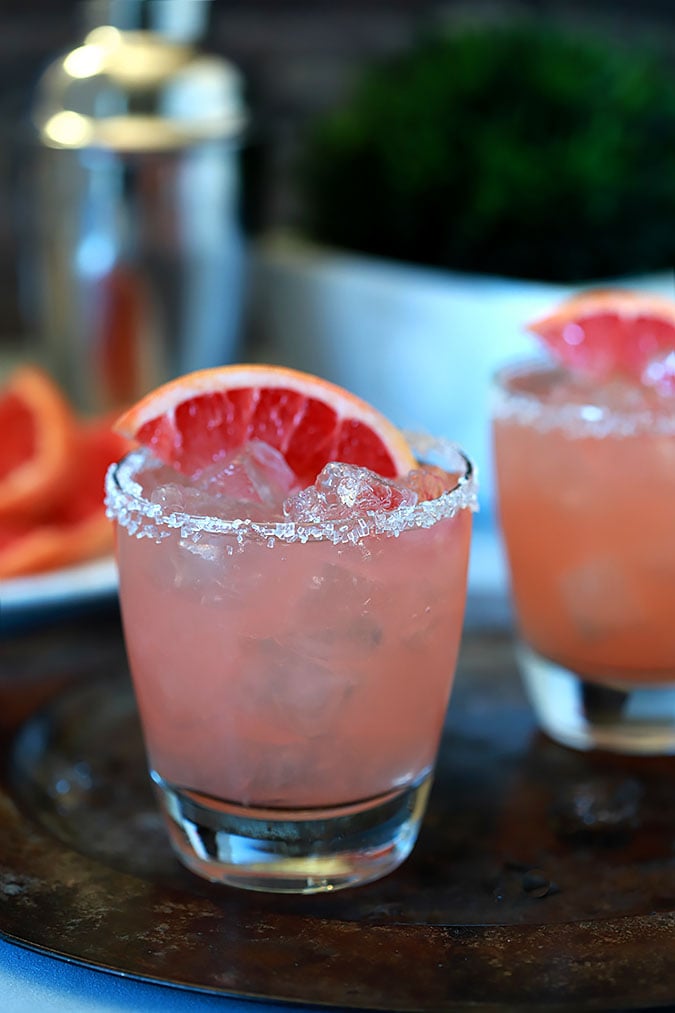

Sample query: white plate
[0,556,118,625]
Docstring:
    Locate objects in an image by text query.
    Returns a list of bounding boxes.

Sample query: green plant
[300,21,675,282]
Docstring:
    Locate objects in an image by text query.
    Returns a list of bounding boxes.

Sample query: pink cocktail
[493,361,675,753]
[106,436,475,892]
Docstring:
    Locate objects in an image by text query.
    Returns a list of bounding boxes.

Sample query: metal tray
[1,609,675,1011]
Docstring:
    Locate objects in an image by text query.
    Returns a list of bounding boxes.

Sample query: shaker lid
[34,0,246,151]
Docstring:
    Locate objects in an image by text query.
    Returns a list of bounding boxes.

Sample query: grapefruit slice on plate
[0,365,77,521]
[0,418,128,580]
[115,364,416,482]
[527,289,675,385]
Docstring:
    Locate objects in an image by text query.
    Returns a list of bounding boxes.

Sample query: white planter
[249,234,672,508]
[246,233,673,609]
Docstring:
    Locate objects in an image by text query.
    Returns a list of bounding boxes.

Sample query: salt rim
[492,361,675,439]
[104,436,477,547]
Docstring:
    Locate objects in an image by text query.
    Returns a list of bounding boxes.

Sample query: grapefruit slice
[527,289,675,384]
[114,364,415,483]
[0,365,77,521]
[0,418,129,579]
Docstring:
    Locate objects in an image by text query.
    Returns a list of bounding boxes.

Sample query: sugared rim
[492,358,675,438]
[104,435,477,547]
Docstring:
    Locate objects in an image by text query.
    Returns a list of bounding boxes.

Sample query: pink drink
[106,438,475,891]
[493,362,675,753]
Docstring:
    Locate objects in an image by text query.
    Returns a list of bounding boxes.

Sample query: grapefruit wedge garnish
[0,364,130,580]
[0,416,129,580]
[114,364,416,482]
[527,289,675,387]
[0,365,77,521]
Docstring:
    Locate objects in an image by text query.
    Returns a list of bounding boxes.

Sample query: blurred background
[1,0,675,343]
[3,0,675,606]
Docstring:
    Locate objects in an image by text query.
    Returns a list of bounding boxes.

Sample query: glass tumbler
[493,360,675,754]
[105,438,476,893]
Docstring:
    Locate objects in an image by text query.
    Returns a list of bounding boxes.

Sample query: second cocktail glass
[493,357,675,754]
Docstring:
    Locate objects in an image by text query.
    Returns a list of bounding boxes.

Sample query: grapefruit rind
[530,289,675,325]
[0,366,77,521]
[0,517,114,580]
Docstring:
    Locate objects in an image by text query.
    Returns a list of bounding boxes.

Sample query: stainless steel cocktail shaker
[29,0,247,412]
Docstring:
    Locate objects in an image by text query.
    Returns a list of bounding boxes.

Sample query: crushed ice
[192,440,297,508]
[106,435,477,547]
[283,462,418,524]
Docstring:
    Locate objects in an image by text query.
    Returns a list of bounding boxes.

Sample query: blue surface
[0,939,301,1013]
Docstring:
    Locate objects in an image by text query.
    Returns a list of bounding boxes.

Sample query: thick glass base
[518,643,675,754]
[151,770,431,893]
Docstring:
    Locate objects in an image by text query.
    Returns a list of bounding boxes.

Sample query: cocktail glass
[493,360,675,754]
[105,436,476,893]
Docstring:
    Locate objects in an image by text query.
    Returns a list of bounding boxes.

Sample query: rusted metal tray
[1,608,675,1012]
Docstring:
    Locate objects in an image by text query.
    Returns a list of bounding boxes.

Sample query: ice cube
[559,556,647,643]
[142,441,297,523]
[237,636,355,738]
[194,440,298,509]
[288,563,383,662]
[401,465,459,502]
[143,464,225,518]
[284,462,417,524]
[148,477,232,521]
[149,479,189,515]
[139,462,186,501]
